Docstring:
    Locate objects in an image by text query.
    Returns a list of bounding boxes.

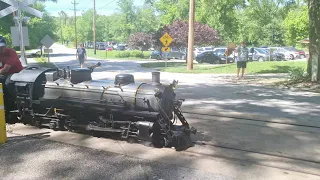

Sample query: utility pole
[93,0,96,54]
[58,12,63,44]
[71,0,78,48]
[187,0,195,70]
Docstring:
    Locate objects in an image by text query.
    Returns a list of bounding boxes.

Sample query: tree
[308,0,320,81]
[127,32,153,51]
[117,0,137,39]
[155,20,219,48]
[196,0,245,43]
[283,5,309,46]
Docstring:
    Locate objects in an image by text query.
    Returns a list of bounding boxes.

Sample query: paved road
[6,125,320,180]
[31,43,320,127]
[10,44,318,180]
[1,133,234,180]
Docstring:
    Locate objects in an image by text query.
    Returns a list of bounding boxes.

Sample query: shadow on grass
[255,65,304,74]
[141,62,186,68]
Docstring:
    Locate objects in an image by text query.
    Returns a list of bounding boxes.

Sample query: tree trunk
[308,0,320,81]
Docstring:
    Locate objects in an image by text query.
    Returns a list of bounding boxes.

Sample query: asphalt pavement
[1,133,235,180]
[29,43,320,127]
[7,44,319,180]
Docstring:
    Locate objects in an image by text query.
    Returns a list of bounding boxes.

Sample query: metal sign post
[40,35,55,63]
[160,33,173,68]
[0,0,43,65]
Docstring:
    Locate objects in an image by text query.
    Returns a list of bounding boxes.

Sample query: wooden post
[187,0,195,70]
[93,0,97,55]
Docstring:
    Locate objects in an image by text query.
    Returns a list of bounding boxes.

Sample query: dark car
[196,51,234,64]
[117,45,126,51]
[149,51,162,60]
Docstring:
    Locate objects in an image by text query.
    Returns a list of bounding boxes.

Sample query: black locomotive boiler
[3,63,196,150]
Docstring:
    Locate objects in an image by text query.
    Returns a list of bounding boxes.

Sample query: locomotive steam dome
[115,74,135,85]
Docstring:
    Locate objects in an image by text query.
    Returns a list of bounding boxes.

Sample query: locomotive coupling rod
[0,83,7,144]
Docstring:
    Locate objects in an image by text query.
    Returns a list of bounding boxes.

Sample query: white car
[193,47,204,57]
[273,47,300,60]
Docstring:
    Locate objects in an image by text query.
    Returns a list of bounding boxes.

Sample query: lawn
[66,44,151,60]
[140,61,308,74]
[34,57,57,68]
[85,49,151,60]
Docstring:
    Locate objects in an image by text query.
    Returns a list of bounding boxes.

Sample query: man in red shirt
[0,36,23,75]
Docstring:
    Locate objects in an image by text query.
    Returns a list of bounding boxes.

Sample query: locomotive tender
[2,62,196,150]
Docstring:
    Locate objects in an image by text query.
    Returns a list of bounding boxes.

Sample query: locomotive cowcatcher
[1,62,197,150]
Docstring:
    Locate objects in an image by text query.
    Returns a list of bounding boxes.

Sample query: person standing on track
[236,41,249,79]
[76,43,87,68]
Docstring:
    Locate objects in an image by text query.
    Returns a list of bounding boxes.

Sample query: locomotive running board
[86,124,123,133]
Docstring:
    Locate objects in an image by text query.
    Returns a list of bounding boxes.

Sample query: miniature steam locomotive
[2,62,196,150]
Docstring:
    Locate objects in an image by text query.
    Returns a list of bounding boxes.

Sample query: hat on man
[0,36,7,47]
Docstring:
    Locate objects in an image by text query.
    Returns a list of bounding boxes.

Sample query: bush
[131,50,145,58]
[115,51,131,58]
[114,50,146,58]
[288,67,309,82]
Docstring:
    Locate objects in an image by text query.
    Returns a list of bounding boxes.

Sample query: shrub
[131,50,145,58]
[115,52,131,58]
[288,67,309,82]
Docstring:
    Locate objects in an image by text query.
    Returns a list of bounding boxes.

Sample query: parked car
[260,48,285,61]
[212,47,227,56]
[116,45,126,51]
[196,51,234,64]
[249,48,271,61]
[273,47,300,60]
[149,50,185,60]
[202,46,214,52]
[105,46,113,51]
[194,47,204,57]
[96,43,105,50]
[287,47,306,59]
[149,51,162,60]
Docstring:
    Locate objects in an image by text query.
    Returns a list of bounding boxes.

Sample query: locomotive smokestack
[152,72,161,85]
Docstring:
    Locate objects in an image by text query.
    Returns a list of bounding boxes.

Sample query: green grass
[65,44,151,60]
[140,61,308,74]
[34,57,57,68]
[85,49,151,60]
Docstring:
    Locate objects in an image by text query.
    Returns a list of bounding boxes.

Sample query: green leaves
[283,5,309,45]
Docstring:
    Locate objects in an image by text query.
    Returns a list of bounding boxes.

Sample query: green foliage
[0,2,57,49]
[34,57,57,68]
[288,67,309,82]
[131,50,145,58]
[283,5,309,46]
[115,50,145,58]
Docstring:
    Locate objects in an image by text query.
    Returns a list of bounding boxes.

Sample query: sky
[44,0,144,17]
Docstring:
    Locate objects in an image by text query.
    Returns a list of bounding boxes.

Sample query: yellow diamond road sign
[160,32,173,47]
[162,47,171,52]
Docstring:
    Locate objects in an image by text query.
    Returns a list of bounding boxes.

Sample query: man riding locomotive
[0,36,24,114]
[0,36,23,75]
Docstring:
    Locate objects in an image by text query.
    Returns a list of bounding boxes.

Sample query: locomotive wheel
[33,118,42,128]
[151,132,168,148]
